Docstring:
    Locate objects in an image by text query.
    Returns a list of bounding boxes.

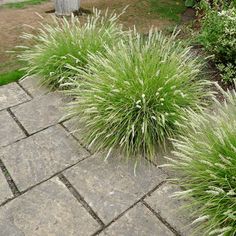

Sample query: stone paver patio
[0,77,197,236]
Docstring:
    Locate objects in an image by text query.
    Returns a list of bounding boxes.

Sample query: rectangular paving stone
[0,110,25,147]
[63,117,82,141]
[0,178,100,236]
[144,183,197,236]
[99,203,174,236]
[0,169,13,204]
[11,92,67,134]
[0,82,30,111]
[64,153,167,224]
[19,76,48,98]
[1,125,89,191]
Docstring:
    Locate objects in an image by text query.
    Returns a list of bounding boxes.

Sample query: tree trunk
[54,0,80,16]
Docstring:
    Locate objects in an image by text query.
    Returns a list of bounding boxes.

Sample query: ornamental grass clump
[18,9,125,89]
[165,89,236,235]
[65,30,213,161]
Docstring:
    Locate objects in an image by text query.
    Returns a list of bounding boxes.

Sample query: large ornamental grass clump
[166,89,236,235]
[65,30,213,161]
[18,9,125,89]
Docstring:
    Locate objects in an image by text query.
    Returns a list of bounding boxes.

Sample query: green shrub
[165,89,236,235]
[198,7,236,83]
[199,0,236,10]
[218,63,236,83]
[18,9,125,90]
[185,0,196,7]
[64,30,213,161]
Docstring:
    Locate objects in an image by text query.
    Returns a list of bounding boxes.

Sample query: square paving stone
[0,178,100,236]
[99,203,174,236]
[0,110,25,147]
[144,183,196,236]
[11,92,67,134]
[0,169,13,204]
[64,153,167,224]
[0,82,30,111]
[19,76,48,98]
[1,125,89,191]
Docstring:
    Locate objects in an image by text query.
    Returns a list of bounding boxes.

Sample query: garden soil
[0,0,171,73]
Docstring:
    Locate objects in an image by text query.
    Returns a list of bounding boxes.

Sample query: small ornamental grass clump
[18,9,125,90]
[165,89,236,235]
[65,30,213,161]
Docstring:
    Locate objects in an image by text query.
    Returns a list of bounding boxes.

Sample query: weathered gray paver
[63,117,92,151]
[64,153,167,224]
[99,203,174,236]
[0,170,13,204]
[19,76,48,98]
[0,83,30,111]
[0,76,199,235]
[0,110,25,147]
[1,125,89,191]
[144,183,196,236]
[11,92,66,134]
[0,178,100,236]
[63,117,83,142]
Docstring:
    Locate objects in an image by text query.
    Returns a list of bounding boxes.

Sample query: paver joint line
[142,200,181,236]
[0,159,20,197]
[7,108,30,137]
[0,77,195,235]
[0,154,93,208]
[60,122,93,155]
[92,180,167,236]
[58,173,105,228]
[17,81,34,99]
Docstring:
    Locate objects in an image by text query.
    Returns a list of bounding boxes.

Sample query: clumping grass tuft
[165,88,236,235]
[64,30,213,161]
[18,9,125,90]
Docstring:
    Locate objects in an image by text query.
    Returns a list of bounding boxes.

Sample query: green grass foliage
[0,70,25,86]
[166,88,236,235]
[19,9,125,90]
[64,30,213,161]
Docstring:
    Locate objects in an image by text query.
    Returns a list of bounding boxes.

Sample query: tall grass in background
[64,30,213,161]
[165,88,236,235]
[18,9,125,89]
